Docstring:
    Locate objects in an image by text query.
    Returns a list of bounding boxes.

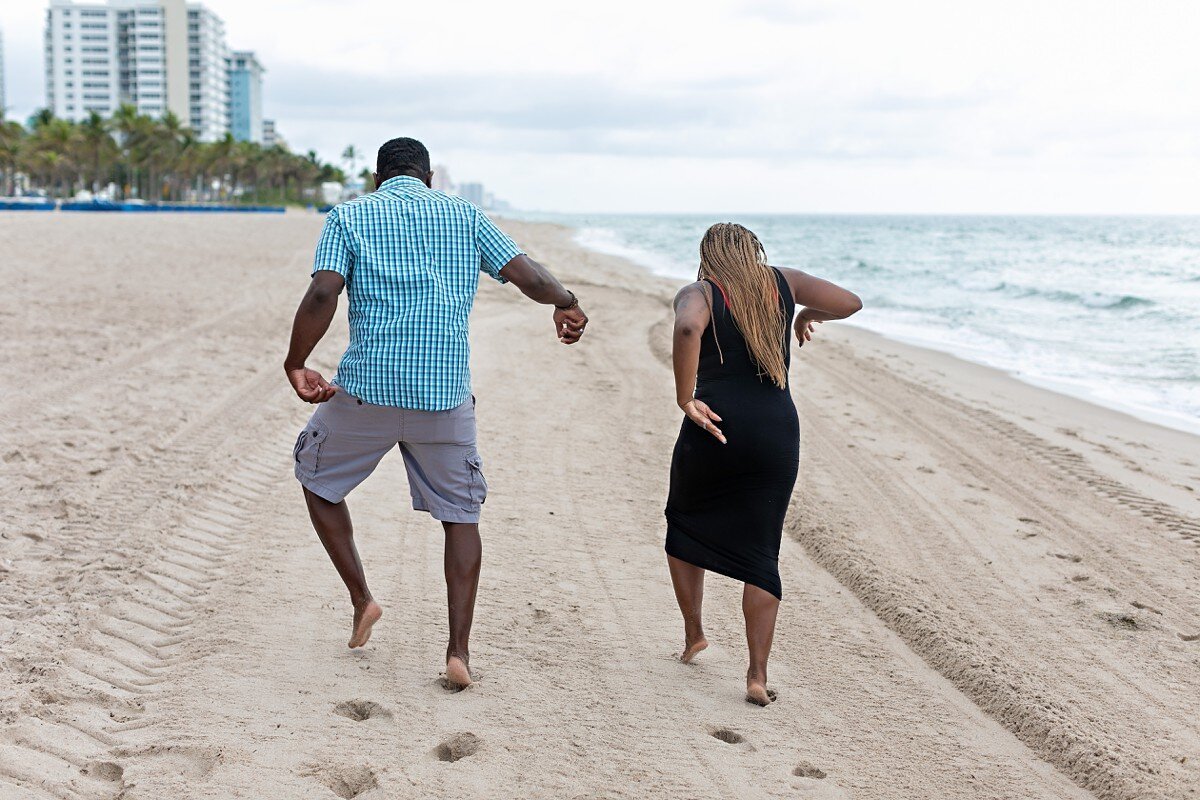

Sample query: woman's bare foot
[746,677,776,706]
[679,636,709,664]
[444,655,473,690]
[348,600,382,648]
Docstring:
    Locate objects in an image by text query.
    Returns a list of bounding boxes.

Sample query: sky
[2,0,1199,213]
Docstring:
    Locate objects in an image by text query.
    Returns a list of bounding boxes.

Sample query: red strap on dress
[710,276,780,312]
[711,279,732,309]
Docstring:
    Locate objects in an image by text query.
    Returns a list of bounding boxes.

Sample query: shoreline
[503,214,1200,445]
[529,215,1200,439]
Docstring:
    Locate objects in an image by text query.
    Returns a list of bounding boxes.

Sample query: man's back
[313,175,522,410]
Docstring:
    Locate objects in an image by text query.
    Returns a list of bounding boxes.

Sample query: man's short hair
[377,137,431,176]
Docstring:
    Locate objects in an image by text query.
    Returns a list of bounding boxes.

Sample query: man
[284,137,587,689]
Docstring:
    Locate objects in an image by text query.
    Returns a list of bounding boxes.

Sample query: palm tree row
[0,106,344,204]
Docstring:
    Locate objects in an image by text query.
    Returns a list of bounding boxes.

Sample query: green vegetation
[0,106,344,205]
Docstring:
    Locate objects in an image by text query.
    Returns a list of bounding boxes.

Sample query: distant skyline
[2,0,1199,213]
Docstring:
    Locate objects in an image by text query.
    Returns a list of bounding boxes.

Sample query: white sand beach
[1,212,1198,799]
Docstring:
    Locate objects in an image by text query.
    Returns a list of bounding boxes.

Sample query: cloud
[739,0,841,26]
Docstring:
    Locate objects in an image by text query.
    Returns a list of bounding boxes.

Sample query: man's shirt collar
[377,175,428,192]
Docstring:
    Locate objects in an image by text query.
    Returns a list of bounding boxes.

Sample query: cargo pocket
[294,422,329,479]
[466,453,488,505]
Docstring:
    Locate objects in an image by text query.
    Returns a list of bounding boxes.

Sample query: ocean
[515,213,1200,434]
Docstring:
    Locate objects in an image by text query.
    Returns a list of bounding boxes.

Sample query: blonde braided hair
[698,223,788,389]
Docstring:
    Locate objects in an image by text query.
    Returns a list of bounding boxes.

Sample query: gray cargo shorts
[293,391,487,523]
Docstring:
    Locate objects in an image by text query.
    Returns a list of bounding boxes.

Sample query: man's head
[374,137,432,189]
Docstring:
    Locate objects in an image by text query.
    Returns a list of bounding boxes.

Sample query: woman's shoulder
[769,265,805,296]
[673,280,710,303]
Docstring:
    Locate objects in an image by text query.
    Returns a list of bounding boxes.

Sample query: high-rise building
[44,0,229,140]
[228,50,263,143]
[457,181,485,206]
[186,2,227,140]
[262,118,284,149]
[431,164,453,194]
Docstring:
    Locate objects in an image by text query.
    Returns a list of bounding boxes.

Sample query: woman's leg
[742,583,780,705]
[667,554,708,662]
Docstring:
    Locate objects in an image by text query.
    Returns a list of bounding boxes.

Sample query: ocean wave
[573,227,693,279]
[549,212,1199,431]
[983,284,1155,311]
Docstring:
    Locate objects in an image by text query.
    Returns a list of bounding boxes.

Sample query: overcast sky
[3,0,1199,213]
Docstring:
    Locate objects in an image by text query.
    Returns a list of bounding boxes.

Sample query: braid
[697,223,788,388]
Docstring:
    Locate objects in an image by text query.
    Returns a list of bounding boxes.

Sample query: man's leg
[743,583,780,706]
[667,554,708,663]
[443,521,481,689]
[397,398,487,688]
[303,487,382,648]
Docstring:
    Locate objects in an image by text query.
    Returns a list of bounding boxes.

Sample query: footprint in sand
[793,761,827,779]
[299,763,378,799]
[333,699,392,722]
[1179,632,1199,642]
[1052,552,1083,563]
[82,760,124,783]
[708,727,746,745]
[434,732,481,762]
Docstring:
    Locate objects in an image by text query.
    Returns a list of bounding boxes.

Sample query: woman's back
[696,267,796,398]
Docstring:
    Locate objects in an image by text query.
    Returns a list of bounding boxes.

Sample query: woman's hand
[795,314,822,347]
[681,399,726,444]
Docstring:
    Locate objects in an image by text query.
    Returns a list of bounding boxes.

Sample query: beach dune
[0,213,1197,799]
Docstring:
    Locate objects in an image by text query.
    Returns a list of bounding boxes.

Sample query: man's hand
[681,398,726,444]
[795,315,822,348]
[554,305,588,344]
[286,366,338,403]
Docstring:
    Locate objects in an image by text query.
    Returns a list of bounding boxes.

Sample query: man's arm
[284,270,345,403]
[498,254,589,344]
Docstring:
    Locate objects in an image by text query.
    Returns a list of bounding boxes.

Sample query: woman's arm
[777,267,863,346]
[673,282,726,443]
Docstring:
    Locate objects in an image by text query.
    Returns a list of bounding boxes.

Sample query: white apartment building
[262,118,284,149]
[187,3,227,140]
[45,0,228,140]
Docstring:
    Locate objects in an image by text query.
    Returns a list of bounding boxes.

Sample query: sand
[0,212,1197,800]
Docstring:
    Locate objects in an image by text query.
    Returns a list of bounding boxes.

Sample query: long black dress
[665,267,799,600]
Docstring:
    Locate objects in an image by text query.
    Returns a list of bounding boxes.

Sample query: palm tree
[153,111,186,200]
[110,104,141,198]
[0,106,343,206]
[0,120,25,195]
[77,111,115,195]
[27,118,77,197]
[341,144,360,178]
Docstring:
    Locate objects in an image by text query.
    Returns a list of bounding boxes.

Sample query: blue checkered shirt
[312,175,523,410]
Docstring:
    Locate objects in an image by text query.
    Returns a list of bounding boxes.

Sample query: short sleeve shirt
[312,175,523,410]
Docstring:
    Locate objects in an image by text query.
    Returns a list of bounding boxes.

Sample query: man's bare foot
[679,636,709,664]
[348,600,382,648]
[444,655,473,690]
[746,679,776,706]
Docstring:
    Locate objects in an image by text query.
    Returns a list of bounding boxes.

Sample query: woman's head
[698,223,788,388]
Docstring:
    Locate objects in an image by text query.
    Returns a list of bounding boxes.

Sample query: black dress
[664,267,799,600]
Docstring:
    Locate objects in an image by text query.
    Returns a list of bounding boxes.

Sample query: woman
[666,222,861,705]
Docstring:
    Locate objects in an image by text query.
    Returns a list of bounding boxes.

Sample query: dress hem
[664,522,783,600]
